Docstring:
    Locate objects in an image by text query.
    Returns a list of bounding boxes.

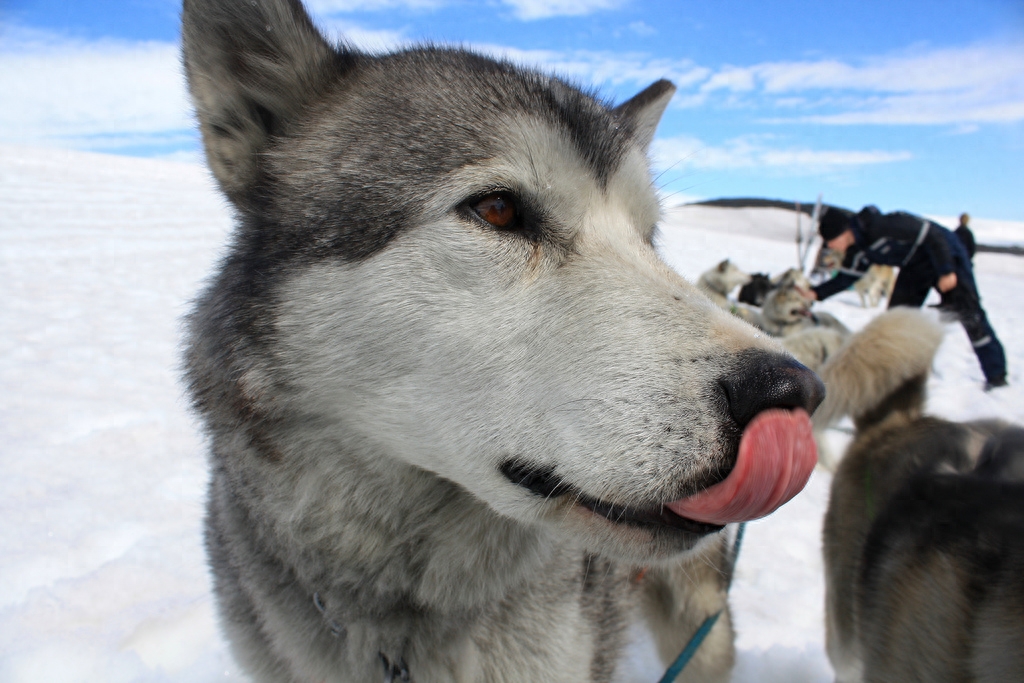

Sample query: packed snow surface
[2,146,1023,682]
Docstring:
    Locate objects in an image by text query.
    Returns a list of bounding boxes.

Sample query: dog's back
[818,310,1024,682]
[858,445,1024,682]
[777,326,846,372]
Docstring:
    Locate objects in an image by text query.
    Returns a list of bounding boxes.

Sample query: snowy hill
[2,146,1023,682]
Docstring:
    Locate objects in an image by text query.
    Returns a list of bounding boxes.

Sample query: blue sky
[2,0,1024,221]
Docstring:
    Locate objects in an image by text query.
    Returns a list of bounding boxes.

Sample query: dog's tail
[813,308,944,431]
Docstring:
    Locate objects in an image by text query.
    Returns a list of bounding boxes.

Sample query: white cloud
[652,135,912,173]
[0,34,192,149]
[697,44,1024,126]
[0,21,409,152]
[757,148,913,167]
[700,66,756,93]
[496,0,626,20]
[791,93,1024,125]
[754,45,1024,94]
[307,0,445,11]
[308,0,624,20]
[314,19,409,51]
[474,45,710,93]
[628,21,656,37]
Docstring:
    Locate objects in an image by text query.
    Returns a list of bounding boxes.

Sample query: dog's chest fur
[207,460,636,682]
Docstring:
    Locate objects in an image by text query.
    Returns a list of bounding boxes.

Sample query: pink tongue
[665,408,817,525]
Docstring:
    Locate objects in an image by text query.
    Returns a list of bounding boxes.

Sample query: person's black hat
[819,207,853,241]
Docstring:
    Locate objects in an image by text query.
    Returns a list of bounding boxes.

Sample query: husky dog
[181,1,825,681]
[760,284,849,339]
[811,247,844,283]
[737,272,772,307]
[816,309,1024,683]
[734,267,811,313]
[697,259,752,308]
[771,267,812,293]
[733,269,846,362]
[852,264,895,308]
[759,284,811,337]
[742,277,848,371]
[819,249,842,271]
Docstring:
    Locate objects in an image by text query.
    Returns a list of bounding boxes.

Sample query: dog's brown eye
[472,192,517,229]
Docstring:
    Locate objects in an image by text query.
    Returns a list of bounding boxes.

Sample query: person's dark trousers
[888,256,1007,384]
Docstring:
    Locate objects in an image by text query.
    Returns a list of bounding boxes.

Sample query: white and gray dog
[181,1,824,681]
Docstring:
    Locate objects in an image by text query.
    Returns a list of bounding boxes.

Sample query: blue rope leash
[656,611,721,683]
[656,522,746,683]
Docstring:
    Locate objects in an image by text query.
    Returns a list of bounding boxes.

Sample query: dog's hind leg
[638,534,735,682]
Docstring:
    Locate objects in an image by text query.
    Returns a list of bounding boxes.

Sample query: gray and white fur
[777,326,847,373]
[181,1,823,681]
[817,309,1024,682]
[760,284,849,339]
[697,259,752,309]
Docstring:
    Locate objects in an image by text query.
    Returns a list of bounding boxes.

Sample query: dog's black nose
[719,350,825,429]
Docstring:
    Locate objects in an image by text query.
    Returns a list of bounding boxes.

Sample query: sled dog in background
[760,283,849,339]
[812,247,844,281]
[181,1,824,681]
[816,309,1024,683]
[698,260,849,370]
[772,267,813,293]
[737,272,773,307]
[777,326,847,374]
[853,264,895,308]
[697,259,753,308]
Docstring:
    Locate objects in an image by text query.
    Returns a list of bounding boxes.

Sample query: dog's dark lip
[499,460,724,536]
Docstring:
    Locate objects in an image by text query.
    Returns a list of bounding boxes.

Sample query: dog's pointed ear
[182,0,350,204]
[613,79,676,151]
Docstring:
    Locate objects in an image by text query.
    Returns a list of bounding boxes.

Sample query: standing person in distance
[955,212,976,262]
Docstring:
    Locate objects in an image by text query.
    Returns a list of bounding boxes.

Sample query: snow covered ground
[2,146,1023,682]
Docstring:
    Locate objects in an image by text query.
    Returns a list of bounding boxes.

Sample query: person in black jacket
[810,205,1007,390]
